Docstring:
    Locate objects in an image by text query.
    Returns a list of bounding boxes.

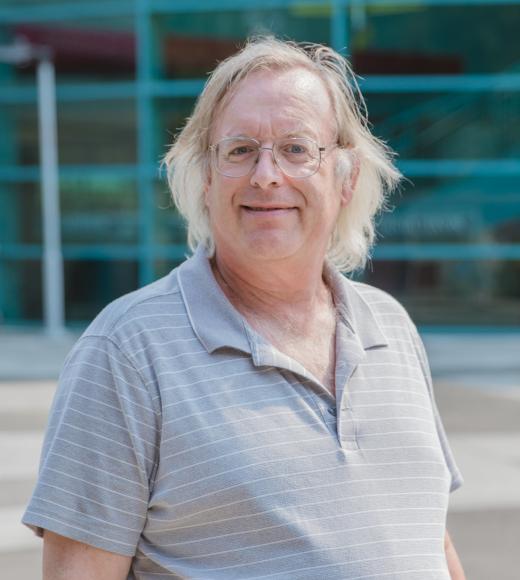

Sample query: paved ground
[0,330,519,579]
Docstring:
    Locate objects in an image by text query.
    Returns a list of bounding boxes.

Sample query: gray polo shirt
[23,246,462,579]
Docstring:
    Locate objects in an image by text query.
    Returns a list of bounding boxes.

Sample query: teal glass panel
[3,100,136,166]
[0,178,139,246]
[154,258,186,280]
[155,96,196,165]
[0,0,100,5]
[0,259,42,322]
[358,259,520,326]
[155,8,331,79]
[379,176,520,245]
[154,180,187,246]
[350,4,520,74]
[366,91,520,160]
[61,177,138,244]
[0,182,41,244]
[64,258,138,322]
[58,100,137,164]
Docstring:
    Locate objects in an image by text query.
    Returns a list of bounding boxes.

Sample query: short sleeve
[409,324,464,493]
[22,335,161,556]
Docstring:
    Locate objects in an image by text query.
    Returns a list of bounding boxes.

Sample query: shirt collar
[177,245,252,354]
[323,262,389,351]
[178,245,388,354]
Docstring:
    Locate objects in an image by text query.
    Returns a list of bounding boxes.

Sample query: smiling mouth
[243,206,295,212]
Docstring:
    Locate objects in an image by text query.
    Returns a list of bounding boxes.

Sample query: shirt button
[327,407,337,417]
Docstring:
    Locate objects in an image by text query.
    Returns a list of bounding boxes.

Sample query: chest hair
[246,305,337,396]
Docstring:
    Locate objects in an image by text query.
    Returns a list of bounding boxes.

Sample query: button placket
[333,319,366,451]
[336,401,359,450]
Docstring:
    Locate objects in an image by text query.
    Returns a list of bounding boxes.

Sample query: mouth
[242,205,296,212]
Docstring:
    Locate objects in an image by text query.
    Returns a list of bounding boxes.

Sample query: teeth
[247,207,284,211]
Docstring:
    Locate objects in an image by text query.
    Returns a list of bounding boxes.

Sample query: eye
[228,145,255,157]
[283,143,308,155]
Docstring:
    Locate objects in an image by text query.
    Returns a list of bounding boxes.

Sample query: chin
[240,233,302,262]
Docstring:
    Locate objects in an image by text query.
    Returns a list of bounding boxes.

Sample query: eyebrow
[223,128,321,141]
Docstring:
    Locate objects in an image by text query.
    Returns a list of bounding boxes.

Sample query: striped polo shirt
[23,245,462,579]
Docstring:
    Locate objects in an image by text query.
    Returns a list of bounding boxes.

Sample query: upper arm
[22,335,160,556]
[43,531,132,580]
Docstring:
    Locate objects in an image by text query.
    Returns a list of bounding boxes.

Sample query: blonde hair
[163,36,401,272]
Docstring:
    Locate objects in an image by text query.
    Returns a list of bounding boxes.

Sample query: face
[204,68,354,268]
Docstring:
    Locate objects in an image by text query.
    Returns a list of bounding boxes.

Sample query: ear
[203,169,212,207]
[340,150,359,207]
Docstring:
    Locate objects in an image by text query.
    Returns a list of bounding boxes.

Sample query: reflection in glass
[367,92,520,160]
[64,259,138,322]
[0,260,42,322]
[359,260,520,326]
[380,177,520,245]
[61,178,138,244]
[157,9,330,79]
[350,5,520,74]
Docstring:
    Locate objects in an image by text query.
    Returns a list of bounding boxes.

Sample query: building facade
[1,0,519,329]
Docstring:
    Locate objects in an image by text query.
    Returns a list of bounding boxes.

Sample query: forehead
[212,68,336,140]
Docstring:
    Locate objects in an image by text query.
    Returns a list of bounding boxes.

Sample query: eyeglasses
[209,137,332,179]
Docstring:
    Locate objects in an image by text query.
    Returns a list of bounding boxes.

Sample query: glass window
[2,16,135,84]
[350,4,520,74]
[154,258,186,280]
[59,100,137,165]
[358,259,520,326]
[154,8,331,79]
[155,97,197,162]
[0,178,139,246]
[3,100,136,167]
[64,259,138,322]
[0,182,41,244]
[61,177,138,245]
[365,91,520,160]
[154,180,187,246]
[0,259,42,322]
[379,176,520,245]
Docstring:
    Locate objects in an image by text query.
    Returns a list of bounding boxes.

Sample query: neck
[211,249,332,322]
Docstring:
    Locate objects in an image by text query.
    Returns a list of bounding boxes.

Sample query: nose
[250,147,283,189]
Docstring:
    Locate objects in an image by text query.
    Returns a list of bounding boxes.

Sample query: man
[24,37,465,579]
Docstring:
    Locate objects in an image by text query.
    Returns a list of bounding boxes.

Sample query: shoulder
[347,279,432,381]
[58,268,185,409]
[350,279,429,360]
[347,279,426,346]
[349,280,413,322]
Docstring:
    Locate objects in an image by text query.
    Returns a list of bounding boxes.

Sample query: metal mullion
[149,0,331,14]
[0,1,134,23]
[1,244,186,261]
[0,82,137,105]
[135,0,155,286]
[374,244,520,261]
[2,159,519,182]
[150,79,206,98]
[331,0,348,54]
[146,0,520,14]
[364,0,520,6]
[399,159,520,177]
[5,74,517,106]
[0,164,140,183]
[361,74,520,93]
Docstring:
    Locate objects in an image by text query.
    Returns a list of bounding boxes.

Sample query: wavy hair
[163,36,401,272]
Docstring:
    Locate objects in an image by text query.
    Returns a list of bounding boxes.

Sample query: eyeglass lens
[215,137,321,178]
